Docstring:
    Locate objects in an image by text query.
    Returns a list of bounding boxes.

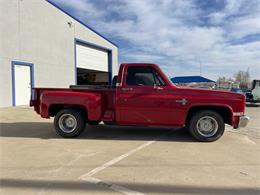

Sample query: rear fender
[40,91,102,120]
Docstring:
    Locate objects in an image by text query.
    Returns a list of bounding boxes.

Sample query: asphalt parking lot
[0,106,259,195]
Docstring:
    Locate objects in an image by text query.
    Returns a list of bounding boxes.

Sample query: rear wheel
[54,109,86,138]
[188,110,225,142]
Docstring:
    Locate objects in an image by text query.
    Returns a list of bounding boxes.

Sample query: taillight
[31,89,37,101]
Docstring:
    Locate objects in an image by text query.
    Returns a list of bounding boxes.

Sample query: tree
[217,77,236,89]
[234,69,250,90]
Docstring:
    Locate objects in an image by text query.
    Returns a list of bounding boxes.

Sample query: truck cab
[31,63,249,142]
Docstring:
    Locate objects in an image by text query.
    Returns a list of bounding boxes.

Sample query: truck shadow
[0,122,195,142]
[1,178,258,194]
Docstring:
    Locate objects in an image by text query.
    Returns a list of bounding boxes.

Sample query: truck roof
[121,63,158,66]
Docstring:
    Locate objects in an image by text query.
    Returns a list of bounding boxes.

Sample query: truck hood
[172,87,246,113]
[175,87,245,100]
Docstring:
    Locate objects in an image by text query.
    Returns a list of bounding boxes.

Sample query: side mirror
[154,84,163,90]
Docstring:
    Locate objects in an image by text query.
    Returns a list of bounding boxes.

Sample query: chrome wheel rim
[196,116,218,137]
[58,114,77,133]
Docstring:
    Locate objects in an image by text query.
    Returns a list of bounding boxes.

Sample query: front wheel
[54,109,86,138]
[188,110,225,142]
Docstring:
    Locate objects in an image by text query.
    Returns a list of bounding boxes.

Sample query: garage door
[76,43,108,72]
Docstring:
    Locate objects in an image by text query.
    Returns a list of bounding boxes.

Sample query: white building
[0,0,118,107]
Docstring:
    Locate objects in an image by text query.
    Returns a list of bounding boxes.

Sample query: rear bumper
[234,116,250,129]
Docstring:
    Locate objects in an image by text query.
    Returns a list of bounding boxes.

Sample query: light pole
[199,59,202,76]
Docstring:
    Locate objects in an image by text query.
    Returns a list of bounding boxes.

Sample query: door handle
[154,86,163,90]
[121,87,133,91]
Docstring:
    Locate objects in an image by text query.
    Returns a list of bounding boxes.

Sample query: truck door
[116,65,175,126]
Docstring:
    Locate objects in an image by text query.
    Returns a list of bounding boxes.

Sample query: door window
[126,66,165,86]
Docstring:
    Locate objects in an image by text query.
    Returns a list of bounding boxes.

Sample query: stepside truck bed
[31,86,115,121]
[69,85,115,91]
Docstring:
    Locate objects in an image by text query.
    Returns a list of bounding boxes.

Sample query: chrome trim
[176,98,188,105]
[233,112,244,116]
[120,65,126,87]
[196,116,219,137]
[122,87,133,91]
[238,116,250,128]
[58,114,77,133]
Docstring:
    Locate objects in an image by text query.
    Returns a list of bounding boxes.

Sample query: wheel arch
[185,105,233,126]
[49,104,88,119]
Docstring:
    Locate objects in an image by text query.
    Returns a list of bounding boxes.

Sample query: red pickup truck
[30,63,249,142]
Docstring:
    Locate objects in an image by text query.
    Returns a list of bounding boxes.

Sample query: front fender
[187,103,234,115]
[185,103,234,125]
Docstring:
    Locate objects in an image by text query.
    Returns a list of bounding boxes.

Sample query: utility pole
[199,59,202,76]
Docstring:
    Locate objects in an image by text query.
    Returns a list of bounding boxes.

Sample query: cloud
[51,0,260,80]
[52,0,105,19]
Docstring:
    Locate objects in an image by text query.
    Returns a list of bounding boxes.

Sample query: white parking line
[79,140,156,195]
[38,152,98,195]
[79,140,155,180]
[79,130,173,194]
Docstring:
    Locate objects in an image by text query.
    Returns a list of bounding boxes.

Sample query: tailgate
[30,88,42,113]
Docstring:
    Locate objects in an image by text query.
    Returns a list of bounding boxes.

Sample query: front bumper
[237,116,250,128]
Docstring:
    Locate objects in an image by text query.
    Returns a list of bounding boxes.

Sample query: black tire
[188,110,225,142]
[54,109,86,138]
[87,121,101,125]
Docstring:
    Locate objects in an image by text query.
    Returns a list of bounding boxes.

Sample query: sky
[50,0,260,80]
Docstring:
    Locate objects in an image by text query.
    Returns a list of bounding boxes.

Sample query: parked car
[197,86,213,89]
[30,63,249,142]
[230,88,244,94]
[246,80,260,104]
